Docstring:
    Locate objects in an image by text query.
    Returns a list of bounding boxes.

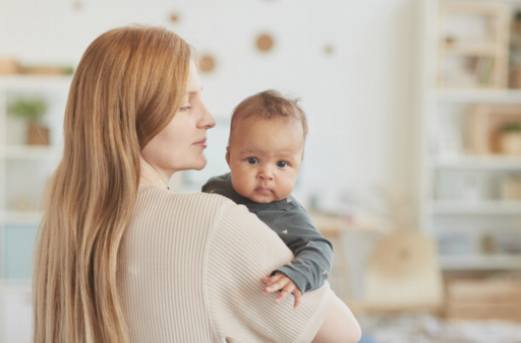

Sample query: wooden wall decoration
[169,12,181,23]
[198,53,216,74]
[255,33,275,53]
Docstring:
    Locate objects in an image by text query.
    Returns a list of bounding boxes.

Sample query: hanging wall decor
[169,11,181,23]
[255,33,275,53]
[198,53,216,74]
[72,0,83,11]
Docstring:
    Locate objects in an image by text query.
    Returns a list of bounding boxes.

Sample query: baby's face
[227,116,304,203]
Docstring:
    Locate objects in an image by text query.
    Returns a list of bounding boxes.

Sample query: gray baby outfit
[202,173,333,293]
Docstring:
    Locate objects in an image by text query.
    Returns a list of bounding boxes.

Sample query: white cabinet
[0,75,70,282]
[420,0,521,271]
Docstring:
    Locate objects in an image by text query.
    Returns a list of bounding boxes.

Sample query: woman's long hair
[33,26,190,342]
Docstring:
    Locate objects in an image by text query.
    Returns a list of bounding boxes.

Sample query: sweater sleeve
[206,201,334,343]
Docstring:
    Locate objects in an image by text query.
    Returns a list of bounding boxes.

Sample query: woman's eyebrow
[187,88,203,98]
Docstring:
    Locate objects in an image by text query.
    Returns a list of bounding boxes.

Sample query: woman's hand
[261,272,302,308]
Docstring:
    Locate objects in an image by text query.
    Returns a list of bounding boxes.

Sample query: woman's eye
[179,105,192,111]
[246,157,258,165]
[277,161,289,168]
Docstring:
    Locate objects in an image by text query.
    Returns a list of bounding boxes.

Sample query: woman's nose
[198,103,215,129]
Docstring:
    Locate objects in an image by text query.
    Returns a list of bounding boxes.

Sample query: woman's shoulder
[138,186,232,204]
[134,186,271,241]
[135,186,238,220]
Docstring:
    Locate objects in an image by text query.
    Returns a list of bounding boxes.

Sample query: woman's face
[141,60,215,177]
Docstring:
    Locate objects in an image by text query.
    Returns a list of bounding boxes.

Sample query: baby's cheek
[234,175,255,197]
[284,177,297,196]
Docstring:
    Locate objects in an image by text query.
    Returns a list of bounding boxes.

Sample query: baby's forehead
[237,146,301,155]
[231,115,305,138]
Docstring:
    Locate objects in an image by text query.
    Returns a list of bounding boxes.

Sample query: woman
[33,26,361,342]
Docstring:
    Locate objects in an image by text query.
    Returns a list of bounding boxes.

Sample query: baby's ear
[225,147,231,166]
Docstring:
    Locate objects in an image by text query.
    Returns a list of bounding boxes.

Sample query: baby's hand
[261,272,302,308]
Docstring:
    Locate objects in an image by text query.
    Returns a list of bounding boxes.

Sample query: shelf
[432,200,521,215]
[440,254,521,270]
[435,155,521,170]
[443,44,498,57]
[0,75,72,90]
[436,88,521,103]
[1,211,43,224]
[0,145,61,160]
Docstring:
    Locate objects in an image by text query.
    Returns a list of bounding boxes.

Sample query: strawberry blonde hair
[33,26,190,342]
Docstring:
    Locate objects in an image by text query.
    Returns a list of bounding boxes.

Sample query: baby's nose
[257,166,274,180]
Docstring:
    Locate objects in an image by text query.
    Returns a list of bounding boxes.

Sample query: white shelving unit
[420,0,521,271]
[0,75,71,283]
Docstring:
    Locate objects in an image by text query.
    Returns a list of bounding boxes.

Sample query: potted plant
[498,122,521,155]
[7,97,49,145]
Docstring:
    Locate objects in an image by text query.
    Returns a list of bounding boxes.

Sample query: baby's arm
[269,202,334,294]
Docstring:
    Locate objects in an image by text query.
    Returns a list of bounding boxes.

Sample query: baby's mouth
[254,187,272,195]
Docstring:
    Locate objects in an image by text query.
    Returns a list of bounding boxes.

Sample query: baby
[202,90,333,308]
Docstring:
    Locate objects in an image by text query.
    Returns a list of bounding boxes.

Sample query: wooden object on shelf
[438,1,510,88]
[363,229,444,309]
[500,175,521,200]
[18,65,73,76]
[465,104,521,154]
[465,106,490,154]
[445,276,521,321]
[499,131,521,155]
[0,58,19,75]
[509,67,521,89]
[26,122,50,146]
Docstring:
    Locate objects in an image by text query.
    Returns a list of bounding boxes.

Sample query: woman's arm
[207,200,361,342]
[312,295,361,343]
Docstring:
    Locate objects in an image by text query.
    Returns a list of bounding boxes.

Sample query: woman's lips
[193,138,207,148]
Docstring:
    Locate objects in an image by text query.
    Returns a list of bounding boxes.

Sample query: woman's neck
[139,157,171,190]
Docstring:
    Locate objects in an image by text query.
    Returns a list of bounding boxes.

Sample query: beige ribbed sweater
[119,186,333,342]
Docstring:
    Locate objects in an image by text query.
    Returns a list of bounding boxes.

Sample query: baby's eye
[246,157,258,165]
[276,160,289,168]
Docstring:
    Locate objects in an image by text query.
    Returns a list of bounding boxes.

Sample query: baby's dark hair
[229,90,308,141]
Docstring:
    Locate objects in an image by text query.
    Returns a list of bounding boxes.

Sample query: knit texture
[118,186,332,342]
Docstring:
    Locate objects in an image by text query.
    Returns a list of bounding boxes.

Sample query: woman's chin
[192,157,207,171]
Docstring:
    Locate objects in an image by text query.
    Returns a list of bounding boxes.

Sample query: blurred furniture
[364,230,443,311]
[0,281,32,343]
[438,1,510,88]
[312,212,355,303]
[419,0,521,273]
[445,274,521,321]
[313,213,443,315]
[0,75,70,283]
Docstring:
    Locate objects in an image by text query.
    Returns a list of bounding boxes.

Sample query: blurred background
[1,0,521,342]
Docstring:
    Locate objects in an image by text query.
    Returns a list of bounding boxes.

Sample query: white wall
[0,0,418,218]
[0,1,418,341]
